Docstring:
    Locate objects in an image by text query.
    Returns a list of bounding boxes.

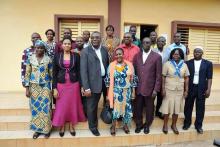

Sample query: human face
[172,50,180,61]
[129,27,136,36]
[91,32,101,48]
[63,29,72,38]
[46,31,54,41]
[35,45,45,56]
[76,37,84,49]
[115,49,124,63]
[150,32,157,42]
[157,37,166,49]
[123,33,132,45]
[83,31,90,42]
[194,48,203,60]
[174,33,181,44]
[142,38,151,52]
[62,39,72,52]
[31,33,41,44]
[106,27,114,37]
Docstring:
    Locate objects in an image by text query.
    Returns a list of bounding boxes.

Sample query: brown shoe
[171,125,179,135]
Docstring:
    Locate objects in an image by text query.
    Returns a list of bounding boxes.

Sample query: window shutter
[188,28,220,63]
[59,20,100,40]
[177,26,189,46]
[188,28,206,60]
[206,30,220,63]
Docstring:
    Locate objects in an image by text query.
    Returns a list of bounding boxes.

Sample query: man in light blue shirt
[164,32,187,61]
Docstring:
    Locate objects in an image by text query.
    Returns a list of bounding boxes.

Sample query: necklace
[115,63,126,72]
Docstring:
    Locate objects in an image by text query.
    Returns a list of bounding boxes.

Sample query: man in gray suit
[80,31,109,136]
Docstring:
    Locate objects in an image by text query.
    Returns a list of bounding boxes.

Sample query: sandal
[110,125,116,136]
[44,132,51,139]
[123,125,130,134]
[33,132,40,139]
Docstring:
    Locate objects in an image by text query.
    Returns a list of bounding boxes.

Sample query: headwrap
[34,40,47,49]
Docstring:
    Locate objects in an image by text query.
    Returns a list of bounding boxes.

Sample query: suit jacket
[80,45,109,93]
[52,52,80,89]
[133,51,162,96]
[186,59,213,97]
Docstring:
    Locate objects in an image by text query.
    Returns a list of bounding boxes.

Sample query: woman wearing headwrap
[24,40,53,139]
[105,48,137,136]
[160,48,189,135]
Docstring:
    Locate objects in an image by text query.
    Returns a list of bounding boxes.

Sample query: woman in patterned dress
[24,40,53,139]
[105,48,137,136]
[102,25,120,62]
[45,29,57,59]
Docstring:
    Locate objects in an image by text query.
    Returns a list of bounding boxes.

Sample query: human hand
[53,89,59,99]
[26,87,30,98]
[204,89,211,98]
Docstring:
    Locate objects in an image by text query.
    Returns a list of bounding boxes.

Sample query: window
[172,21,220,64]
[59,20,100,40]
[54,15,104,42]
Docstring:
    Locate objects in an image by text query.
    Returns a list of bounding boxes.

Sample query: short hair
[61,36,72,43]
[157,36,166,41]
[169,48,184,60]
[129,25,136,30]
[64,28,72,33]
[91,31,101,36]
[115,48,124,54]
[105,25,115,32]
[45,29,55,36]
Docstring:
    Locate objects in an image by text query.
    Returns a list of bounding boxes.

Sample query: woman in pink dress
[52,36,86,137]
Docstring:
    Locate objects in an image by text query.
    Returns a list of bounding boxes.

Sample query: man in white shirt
[183,46,213,134]
[80,31,109,136]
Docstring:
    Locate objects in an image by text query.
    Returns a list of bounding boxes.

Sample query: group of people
[21,25,213,139]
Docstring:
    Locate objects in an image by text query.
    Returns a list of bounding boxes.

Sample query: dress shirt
[193,59,202,84]
[142,49,151,63]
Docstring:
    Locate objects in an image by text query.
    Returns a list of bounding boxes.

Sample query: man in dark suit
[133,37,162,134]
[80,31,109,136]
[183,46,213,134]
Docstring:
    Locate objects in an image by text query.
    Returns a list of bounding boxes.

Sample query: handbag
[100,104,112,124]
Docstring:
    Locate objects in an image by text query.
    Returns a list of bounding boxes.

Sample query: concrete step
[0,90,220,116]
[0,111,220,131]
[0,123,219,147]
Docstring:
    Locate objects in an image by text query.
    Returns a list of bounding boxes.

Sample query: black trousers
[155,91,163,114]
[86,93,101,130]
[102,77,107,106]
[184,84,206,129]
[136,94,154,128]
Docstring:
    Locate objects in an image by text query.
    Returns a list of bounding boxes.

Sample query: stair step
[0,111,220,131]
[0,123,219,147]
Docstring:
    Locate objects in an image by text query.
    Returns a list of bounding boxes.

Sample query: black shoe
[182,125,190,130]
[196,128,203,134]
[90,128,100,136]
[59,131,65,137]
[135,126,143,134]
[144,127,150,134]
[70,131,76,136]
[156,112,164,120]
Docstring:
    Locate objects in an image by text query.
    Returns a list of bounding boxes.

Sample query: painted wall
[0,0,108,92]
[121,0,220,43]
[121,0,220,90]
